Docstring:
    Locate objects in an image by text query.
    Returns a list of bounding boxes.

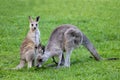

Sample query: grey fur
[82,34,101,60]
[37,24,101,68]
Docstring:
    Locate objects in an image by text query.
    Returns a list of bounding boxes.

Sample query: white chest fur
[28,28,40,47]
[35,29,40,46]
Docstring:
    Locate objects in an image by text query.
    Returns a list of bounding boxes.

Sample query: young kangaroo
[15,16,40,69]
[36,24,119,68]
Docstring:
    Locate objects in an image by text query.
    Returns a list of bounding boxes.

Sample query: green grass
[0,0,120,80]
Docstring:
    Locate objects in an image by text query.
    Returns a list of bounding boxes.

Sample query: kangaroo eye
[31,24,33,26]
[36,24,37,26]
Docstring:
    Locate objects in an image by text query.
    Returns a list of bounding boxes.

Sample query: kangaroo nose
[34,27,36,30]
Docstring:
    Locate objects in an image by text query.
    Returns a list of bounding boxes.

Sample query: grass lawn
[0,0,120,80]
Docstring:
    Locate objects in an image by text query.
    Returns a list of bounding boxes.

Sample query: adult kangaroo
[36,24,118,68]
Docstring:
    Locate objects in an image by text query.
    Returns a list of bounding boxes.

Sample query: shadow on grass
[34,57,95,70]
[1,56,95,73]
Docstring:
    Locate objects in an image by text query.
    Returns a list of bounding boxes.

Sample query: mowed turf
[0,0,120,80]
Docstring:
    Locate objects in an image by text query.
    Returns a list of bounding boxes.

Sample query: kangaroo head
[36,54,43,68]
[38,44,45,54]
[29,16,40,31]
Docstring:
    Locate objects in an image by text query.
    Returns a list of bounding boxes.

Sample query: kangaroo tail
[90,56,119,60]
[13,60,25,70]
[103,58,119,60]
[82,34,102,61]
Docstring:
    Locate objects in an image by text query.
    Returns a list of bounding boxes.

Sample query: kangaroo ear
[29,16,33,22]
[36,16,40,22]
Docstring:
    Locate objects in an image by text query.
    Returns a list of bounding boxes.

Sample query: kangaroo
[15,16,40,69]
[36,24,119,68]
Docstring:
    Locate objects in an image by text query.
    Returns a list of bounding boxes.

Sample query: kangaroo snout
[34,27,36,30]
[36,64,42,68]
